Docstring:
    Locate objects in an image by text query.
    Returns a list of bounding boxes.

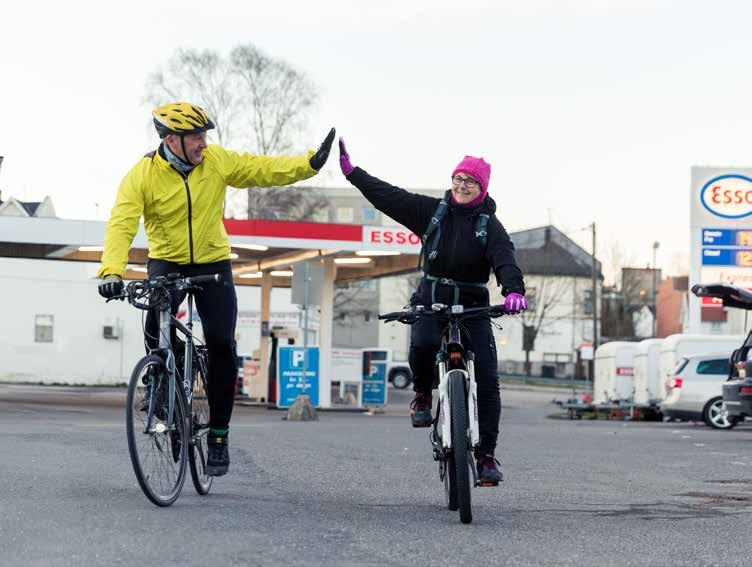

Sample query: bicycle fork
[145,301,178,435]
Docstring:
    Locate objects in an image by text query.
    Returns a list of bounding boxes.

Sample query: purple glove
[504,292,528,313]
[339,137,355,177]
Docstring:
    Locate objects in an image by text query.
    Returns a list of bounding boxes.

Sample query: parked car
[387,360,412,389]
[722,336,752,420]
[660,353,737,429]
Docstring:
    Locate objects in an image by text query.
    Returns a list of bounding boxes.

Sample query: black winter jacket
[346,167,525,296]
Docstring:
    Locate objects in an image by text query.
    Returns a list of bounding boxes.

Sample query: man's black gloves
[309,128,336,171]
[98,275,124,299]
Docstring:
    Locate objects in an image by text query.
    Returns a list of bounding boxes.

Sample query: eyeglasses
[451,175,479,189]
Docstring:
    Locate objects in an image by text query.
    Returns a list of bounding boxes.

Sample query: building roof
[511,225,602,279]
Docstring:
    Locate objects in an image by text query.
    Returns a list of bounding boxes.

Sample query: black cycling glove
[309,128,336,171]
[98,275,124,299]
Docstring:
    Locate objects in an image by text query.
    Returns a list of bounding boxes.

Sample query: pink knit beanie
[451,156,491,207]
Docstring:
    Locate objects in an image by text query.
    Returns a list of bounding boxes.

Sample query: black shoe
[206,432,230,477]
[476,454,503,486]
[410,391,433,428]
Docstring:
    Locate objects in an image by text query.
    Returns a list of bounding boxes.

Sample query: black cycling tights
[145,259,237,430]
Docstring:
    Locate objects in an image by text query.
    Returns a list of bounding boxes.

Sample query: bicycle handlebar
[106,273,223,309]
[378,303,509,325]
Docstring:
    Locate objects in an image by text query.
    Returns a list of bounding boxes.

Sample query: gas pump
[266,326,299,407]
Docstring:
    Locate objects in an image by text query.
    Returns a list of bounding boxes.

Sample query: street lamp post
[652,241,660,337]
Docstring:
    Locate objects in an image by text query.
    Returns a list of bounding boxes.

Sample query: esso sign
[363,226,422,251]
[701,174,752,218]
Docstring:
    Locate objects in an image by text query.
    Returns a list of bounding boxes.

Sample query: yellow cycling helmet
[152,102,216,138]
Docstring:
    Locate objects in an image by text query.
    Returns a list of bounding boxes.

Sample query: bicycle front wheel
[189,351,213,495]
[126,355,188,507]
[449,371,472,524]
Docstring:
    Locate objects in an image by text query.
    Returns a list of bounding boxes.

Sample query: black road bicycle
[107,273,220,507]
[379,302,507,524]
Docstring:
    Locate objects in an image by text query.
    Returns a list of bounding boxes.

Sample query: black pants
[409,278,500,456]
[145,259,238,430]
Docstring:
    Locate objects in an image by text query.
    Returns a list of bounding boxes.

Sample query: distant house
[495,225,603,379]
[0,193,56,218]
[657,276,689,337]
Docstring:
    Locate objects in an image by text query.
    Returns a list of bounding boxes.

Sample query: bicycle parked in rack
[107,273,220,507]
[379,302,508,524]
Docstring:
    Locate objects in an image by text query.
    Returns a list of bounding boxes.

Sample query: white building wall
[0,258,302,385]
[377,275,415,361]
[493,274,599,373]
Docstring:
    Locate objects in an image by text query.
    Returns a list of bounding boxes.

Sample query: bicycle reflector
[449,351,462,365]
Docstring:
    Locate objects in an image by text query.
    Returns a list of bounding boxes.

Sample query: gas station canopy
[0,216,422,284]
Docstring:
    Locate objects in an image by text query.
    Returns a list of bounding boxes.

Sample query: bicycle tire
[189,351,213,495]
[126,355,188,507]
[449,371,472,524]
[437,411,458,511]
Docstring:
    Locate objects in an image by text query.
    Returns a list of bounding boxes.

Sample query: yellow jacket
[98,145,317,278]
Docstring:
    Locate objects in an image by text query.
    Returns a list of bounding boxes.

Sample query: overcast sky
[2,0,752,282]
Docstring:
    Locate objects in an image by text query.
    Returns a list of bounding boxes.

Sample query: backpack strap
[476,213,489,248]
[421,198,449,264]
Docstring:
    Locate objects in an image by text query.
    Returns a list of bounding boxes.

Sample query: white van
[658,334,743,401]
[594,342,639,404]
[633,338,664,406]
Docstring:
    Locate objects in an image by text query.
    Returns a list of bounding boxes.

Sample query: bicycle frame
[147,289,202,434]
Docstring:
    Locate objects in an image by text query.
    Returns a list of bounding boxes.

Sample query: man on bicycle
[338,139,527,484]
[98,102,335,476]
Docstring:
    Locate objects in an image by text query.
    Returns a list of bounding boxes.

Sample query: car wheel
[391,370,411,390]
[703,397,738,430]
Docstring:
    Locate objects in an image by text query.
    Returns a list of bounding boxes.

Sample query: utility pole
[652,241,660,337]
[591,222,598,350]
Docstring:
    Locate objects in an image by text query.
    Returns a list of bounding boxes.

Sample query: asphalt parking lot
[2,383,752,566]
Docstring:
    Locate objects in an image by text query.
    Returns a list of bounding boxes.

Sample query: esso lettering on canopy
[362,226,422,252]
[701,174,752,219]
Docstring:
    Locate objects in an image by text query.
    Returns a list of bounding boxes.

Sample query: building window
[358,279,377,291]
[336,207,354,223]
[35,315,54,343]
[362,207,378,223]
[583,289,593,315]
[525,288,537,312]
[312,207,330,223]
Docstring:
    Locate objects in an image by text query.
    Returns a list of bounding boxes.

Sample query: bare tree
[244,186,328,221]
[230,45,317,156]
[144,49,239,147]
[520,275,575,376]
[144,43,321,221]
[333,281,378,330]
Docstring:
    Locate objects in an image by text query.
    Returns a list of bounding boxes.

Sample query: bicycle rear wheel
[189,351,213,495]
[449,371,472,524]
[126,355,188,507]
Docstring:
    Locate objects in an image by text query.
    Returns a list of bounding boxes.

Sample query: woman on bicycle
[338,139,527,484]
